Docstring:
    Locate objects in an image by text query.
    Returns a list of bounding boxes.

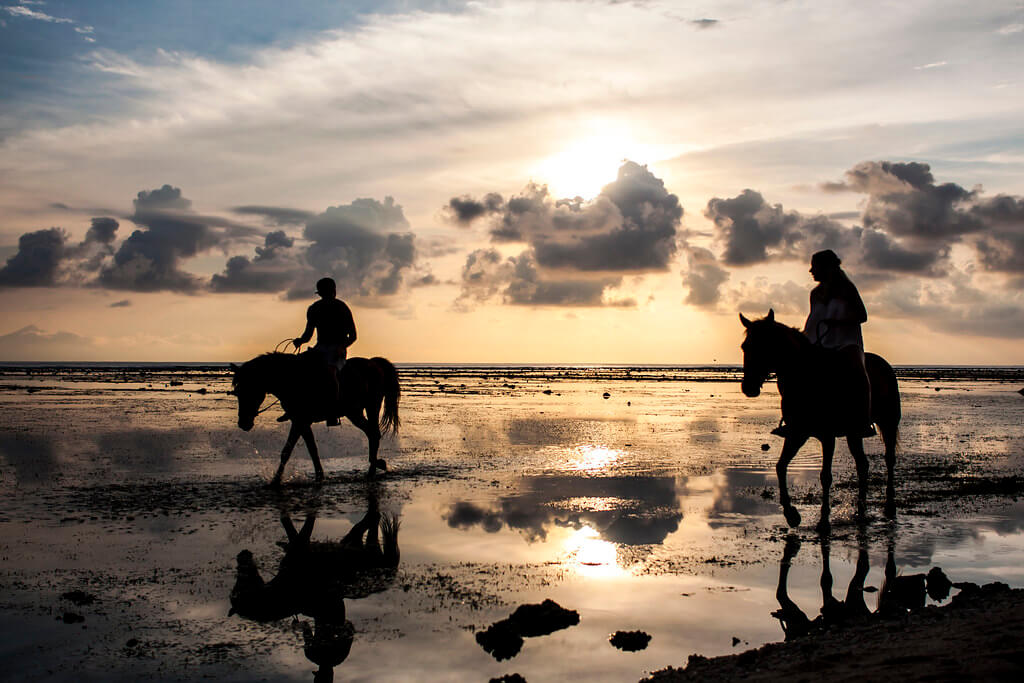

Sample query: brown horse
[231,352,400,482]
[739,309,900,532]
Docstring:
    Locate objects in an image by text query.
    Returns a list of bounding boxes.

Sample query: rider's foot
[277,413,291,423]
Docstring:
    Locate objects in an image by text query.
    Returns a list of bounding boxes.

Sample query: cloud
[682,246,729,307]
[2,5,73,24]
[0,325,98,361]
[0,228,67,287]
[99,184,259,293]
[231,205,316,226]
[449,161,681,308]
[690,18,719,29]
[705,189,862,266]
[455,248,628,308]
[290,196,424,301]
[210,230,302,293]
[109,299,131,308]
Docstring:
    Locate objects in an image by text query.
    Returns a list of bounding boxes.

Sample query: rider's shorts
[313,342,346,371]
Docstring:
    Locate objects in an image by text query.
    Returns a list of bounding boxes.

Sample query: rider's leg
[844,346,874,437]
[325,365,340,426]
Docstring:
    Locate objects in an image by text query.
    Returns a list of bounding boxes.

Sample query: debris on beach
[489,675,527,683]
[603,392,611,399]
[61,612,85,624]
[476,599,580,660]
[927,567,953,601]
[610,630,651,651]
[61,590,96,606]
[760,443,770,451]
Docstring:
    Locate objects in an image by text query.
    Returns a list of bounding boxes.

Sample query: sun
[532,126,688,200]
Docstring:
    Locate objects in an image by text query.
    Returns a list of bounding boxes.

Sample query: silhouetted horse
[229,489,400,682]
[231,352,400,483]
[740,309,900,532]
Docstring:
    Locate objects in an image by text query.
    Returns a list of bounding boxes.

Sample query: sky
[1,0,1023,363]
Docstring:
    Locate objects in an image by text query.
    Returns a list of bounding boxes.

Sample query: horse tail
[372,356,401,435]
[379,512,401,567]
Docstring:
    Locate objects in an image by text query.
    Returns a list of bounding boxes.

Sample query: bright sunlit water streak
[562,525,626,578]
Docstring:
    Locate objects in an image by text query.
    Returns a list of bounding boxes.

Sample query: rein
[255,397,281,415]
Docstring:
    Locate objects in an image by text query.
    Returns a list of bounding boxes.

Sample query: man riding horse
[282,277,356,427]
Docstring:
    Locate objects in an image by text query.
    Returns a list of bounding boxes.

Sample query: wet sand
[0,365,1022,680]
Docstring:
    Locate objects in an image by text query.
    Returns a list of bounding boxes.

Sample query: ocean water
[0,364,1022,680]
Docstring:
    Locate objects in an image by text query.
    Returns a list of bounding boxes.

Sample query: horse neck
[769,325,807,384]
[251,354,299,399]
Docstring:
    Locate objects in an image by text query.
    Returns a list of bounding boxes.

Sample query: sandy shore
[646,582,1024,682]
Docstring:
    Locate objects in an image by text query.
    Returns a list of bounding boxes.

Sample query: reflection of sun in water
[567,444,623,472]
[564,525,623,578]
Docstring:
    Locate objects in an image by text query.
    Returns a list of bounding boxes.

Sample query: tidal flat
[1,365,1022,681]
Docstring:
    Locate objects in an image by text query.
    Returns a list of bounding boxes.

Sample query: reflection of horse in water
[740,310,901,532]
[773,528,945,640]
[228,490,400,682]
[231,352,400,483]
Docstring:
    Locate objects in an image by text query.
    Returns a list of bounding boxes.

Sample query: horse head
[230,361,266,432]
[739,308,780,397]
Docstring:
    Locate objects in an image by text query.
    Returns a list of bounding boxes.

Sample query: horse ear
[767,308,775,322]
[739,313,752,329]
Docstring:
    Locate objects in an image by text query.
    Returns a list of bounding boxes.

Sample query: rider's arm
[340,302,357,347]
[294,307,316,346]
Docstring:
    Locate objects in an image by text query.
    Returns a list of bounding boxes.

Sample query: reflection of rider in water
[774,250,873,438]
[292,277,357,427]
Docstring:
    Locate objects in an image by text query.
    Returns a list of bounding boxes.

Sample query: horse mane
[234,352,301,387]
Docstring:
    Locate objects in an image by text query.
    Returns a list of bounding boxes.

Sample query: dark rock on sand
[61,612,85,624]
[476,621,523,661]
[489,675,527,683]
[61,590,96,606]
[927,567,953,601]
[610,630,652,651]
[476,599,580,660]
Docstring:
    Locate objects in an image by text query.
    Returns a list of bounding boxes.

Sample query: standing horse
[230,352,400,482]
[739,309,900,532]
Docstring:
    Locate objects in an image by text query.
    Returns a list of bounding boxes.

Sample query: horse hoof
[375,458,387,471]
[784,506,801,528]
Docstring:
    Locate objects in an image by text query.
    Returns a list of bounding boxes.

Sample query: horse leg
[881,421,898,519]
[346,411,384,478]
[816,437,835,536]
[778,433,809,528]
[300,424,325,483]
[847,435,869,521]
[271,423,302,487]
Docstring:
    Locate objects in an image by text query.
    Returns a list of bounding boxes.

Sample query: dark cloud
[450,161,680,308]
[703,195,860,265]
[109,299,132,308]
[231,205,316,226]
[285,197,422,301]
[100,185,259,293]
[0,228,67,286]
[456,248,629,308]
[210,230,301,293]
[860,229,948,274]
[85,217,119,245]
[444,193,503,225]
[682,246,729,307]
[970,195,1024,273]
[691,18,720,29]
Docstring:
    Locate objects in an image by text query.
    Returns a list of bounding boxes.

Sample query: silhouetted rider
[774,250,873,438]
[292,277,356,427]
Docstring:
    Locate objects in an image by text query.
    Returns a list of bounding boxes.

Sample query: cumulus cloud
[682,246,729,307]
[0,217,122,287]
[455,248,628,309]
[210,230,300,293]
[448,161,681,308]
[291,196,421,300]
[99,185,251,292]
